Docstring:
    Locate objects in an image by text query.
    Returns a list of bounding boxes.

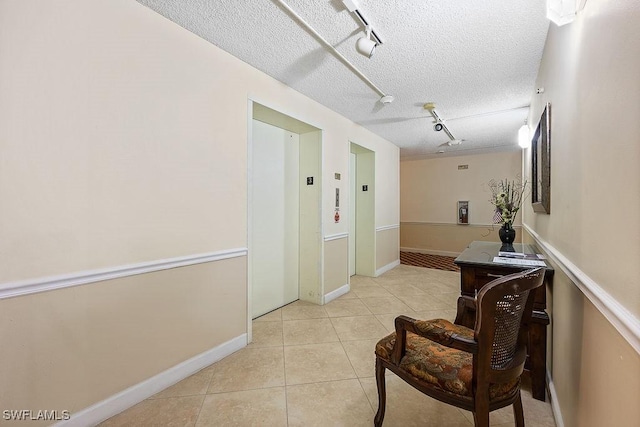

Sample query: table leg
[529,310,550,401]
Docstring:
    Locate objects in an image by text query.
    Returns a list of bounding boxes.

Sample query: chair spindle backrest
[490,290,531,369]
[475,268,544,373]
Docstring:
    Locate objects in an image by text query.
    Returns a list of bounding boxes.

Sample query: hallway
[101,265,555,426]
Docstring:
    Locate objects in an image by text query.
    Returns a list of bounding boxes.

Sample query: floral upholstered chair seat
[375,318,519,400]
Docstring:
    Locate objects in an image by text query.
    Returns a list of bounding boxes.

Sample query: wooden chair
[374,267,545,427]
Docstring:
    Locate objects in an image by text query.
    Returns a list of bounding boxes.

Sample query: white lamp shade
[518,124,530,148]
[356,37,376,58]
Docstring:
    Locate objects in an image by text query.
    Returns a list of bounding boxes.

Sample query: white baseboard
[375,259,400,277]
[323,283,350,304]
[55,334,247,427]
[400,247,461,258]
[547,370,564,427]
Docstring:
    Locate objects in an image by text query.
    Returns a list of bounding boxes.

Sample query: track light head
[434,122,444,132]
[356,26,377,58]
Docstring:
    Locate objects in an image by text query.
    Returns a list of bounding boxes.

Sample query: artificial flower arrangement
[488,178,527,228]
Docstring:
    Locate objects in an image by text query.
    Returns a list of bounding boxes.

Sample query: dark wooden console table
[454,241,552,401]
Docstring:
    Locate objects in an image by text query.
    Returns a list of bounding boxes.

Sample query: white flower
[488,178,527,226]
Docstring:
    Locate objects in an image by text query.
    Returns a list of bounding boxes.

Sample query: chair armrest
[391,315,478,365]
[454,295,477,327]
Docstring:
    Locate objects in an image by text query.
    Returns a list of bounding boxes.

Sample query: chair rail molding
[376,224,400,232]
[0,248,249,300]
[324,232,349,241]
[400,221,522,228]
[524,223,640,354]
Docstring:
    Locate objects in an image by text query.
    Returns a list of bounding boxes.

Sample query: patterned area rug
[400,251,460,272]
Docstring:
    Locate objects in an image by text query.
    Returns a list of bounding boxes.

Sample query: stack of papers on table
[493,257,547,267]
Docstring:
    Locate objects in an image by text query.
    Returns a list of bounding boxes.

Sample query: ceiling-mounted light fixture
[356,25,377,58]
[518,121,530,148]
[379,95,394,104]
[275,0,393,106]
[343,0,384,59]
[424,103,459,143]
[547,0,587,26]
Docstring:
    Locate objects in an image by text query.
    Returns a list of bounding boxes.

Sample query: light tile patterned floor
[100,264,556,426]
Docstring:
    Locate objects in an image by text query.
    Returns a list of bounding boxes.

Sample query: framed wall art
[531,103,551,214]
[457,201,469,224]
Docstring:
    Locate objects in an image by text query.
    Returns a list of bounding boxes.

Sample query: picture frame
[531,103,551,214]
[457,201,469,224]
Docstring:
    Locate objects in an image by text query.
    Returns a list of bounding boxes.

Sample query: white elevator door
[349,152,357,276]
[251,120,300,318]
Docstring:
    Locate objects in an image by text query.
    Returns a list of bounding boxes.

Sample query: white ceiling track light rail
[275,0,393,105]
[423,103,461,144]
[342,0,384,45]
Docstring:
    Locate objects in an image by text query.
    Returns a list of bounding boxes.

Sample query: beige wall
[323,238,349,296]
[298,130,323,303]
[524,230,640,427]
[523,1,640,426]
[400,223,519,256]
[524,0,640,316]
[400,151,522,254]
[0,258,247,422]
[353,148,377,276]
[375,227,399,272]
[0,0,399,421]
[375,144,401,228]
[0,0,249,282]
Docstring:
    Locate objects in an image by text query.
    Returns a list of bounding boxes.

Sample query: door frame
[246,98,323,342]
[349,142,376,277]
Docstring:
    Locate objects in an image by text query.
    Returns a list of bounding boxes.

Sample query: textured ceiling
[136,0,549,159]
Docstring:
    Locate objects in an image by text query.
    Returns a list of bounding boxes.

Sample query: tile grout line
[193,365,214,427]
[332,289,377,419]
[353,287,386,417]
[281,320,289,427]
[357,376,378,415]
[192,395,207,427]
